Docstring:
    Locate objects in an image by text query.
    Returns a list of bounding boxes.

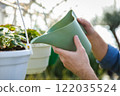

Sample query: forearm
[87,32,108,61]
[76,66,98,80]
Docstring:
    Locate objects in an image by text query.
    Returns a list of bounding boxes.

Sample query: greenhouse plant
[0,24,31,80]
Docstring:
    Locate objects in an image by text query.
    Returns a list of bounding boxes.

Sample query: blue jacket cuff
[99,45,119,69]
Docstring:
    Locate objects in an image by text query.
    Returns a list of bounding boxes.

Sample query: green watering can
[31,10,91,65]
[31,10,91,53]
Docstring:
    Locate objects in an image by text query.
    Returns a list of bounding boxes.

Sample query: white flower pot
[0,50,31,80]
[27,43,51,74]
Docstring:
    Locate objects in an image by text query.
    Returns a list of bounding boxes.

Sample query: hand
[77,18,96,36]
[53,35,98,80]
[77,18,108,61]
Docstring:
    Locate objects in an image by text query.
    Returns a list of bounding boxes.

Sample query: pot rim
[31,43,51,47]
[0,49,31,58]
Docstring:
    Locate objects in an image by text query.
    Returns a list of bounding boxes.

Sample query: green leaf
[0,28,3,31]
[18,42,25,47]
[9,26,16,31]
[11,40,17,46]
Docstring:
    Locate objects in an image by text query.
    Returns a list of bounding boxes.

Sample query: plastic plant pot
[27,43,51,74]
[0,50,31,80]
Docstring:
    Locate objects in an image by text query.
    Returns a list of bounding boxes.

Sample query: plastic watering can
[31,10,91,55]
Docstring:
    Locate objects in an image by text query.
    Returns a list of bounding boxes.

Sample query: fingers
[59,55,65,63]
[74,35,84,51]
[77,18,91,27]
[77,18,95,36]
[52,46,70,56]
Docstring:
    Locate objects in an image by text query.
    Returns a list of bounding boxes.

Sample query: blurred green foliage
[102,9,120,49]
[92,6,120,50]
[19,29,44,42]
[102,9,120,32]
[0,24,43,50]
[0,24,26,50]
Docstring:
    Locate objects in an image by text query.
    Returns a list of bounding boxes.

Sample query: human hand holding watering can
[77,18,108,62]
[53,35,98,80]
[53,18,108,80]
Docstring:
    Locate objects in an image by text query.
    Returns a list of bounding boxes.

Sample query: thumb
[74,35,83,51]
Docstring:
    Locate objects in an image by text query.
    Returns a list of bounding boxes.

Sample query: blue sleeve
[99,44,120,76]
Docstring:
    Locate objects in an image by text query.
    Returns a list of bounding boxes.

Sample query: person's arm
[53,35,98,80]
[78,18,120,75]
[77,18,108,61]
[99,45,120,76]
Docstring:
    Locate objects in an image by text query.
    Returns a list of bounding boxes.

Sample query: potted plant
[20,29,51,74]
[0,24,31,80]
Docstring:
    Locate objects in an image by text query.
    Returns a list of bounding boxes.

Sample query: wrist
[76,65,98,80]
[86,31,108,61]
[86,31,98,42]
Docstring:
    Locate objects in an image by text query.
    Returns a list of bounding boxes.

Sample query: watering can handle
[72,11,87,34]
[79,23,87,34]
[16,0,32,53]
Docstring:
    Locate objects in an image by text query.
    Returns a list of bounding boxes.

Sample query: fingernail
[75,35,78,38]
[78,18,82,21]
[79,18,81,21]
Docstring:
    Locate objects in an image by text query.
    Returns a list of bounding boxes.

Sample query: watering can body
[31,10,91,55]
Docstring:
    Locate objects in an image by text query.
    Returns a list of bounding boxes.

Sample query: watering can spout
[31,10,91,54]
[31,34,48,44]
